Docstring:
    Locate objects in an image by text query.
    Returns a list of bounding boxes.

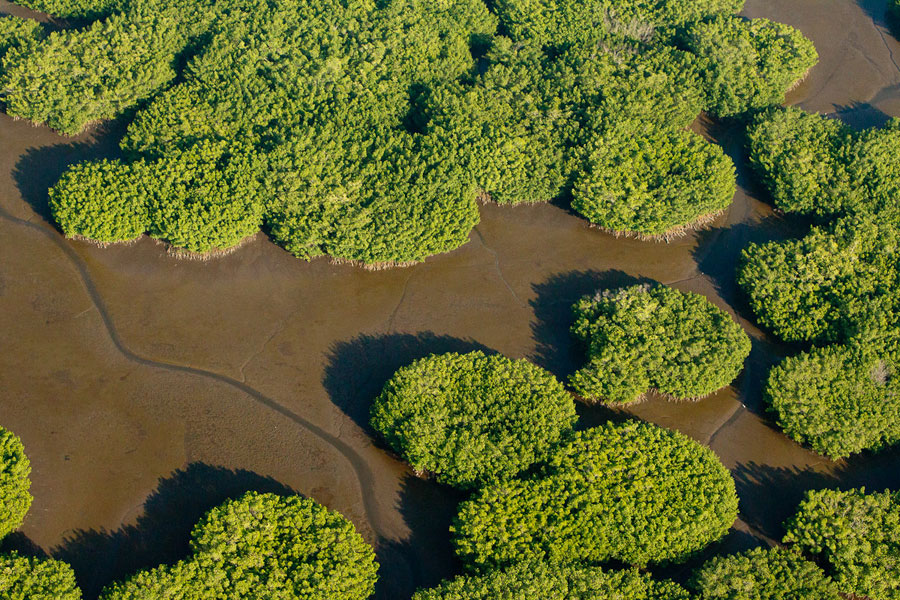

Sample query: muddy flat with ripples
[2,0,900,597]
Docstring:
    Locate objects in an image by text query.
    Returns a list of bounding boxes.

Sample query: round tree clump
[412,561,690,600]
[766,343,900,459]
[0,553,82,600]
[571,127,736,237]
[99,491,378,600]
[746,107,854,217]
[452,420,738,568]
[684,16,818,118]
[49,159,151,244]
[0,427,32,540]
[370,351,577,489]
[738,216,900,345]
[784,487,900,600]
[569,284,751,404]
[691,546,841,600]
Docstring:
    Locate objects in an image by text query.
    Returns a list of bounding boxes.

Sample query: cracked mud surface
[2,0,900,597]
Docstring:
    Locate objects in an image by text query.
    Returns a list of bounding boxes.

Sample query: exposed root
[589,209,726,242]
[329,256,421,271]
[67,234,143,248]
[162,232,261,261]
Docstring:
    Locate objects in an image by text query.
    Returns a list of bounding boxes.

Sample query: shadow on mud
[47,463,294,600]
[11,119,126,222]
[528,269,652,381]
[323,332,494,435]
[375,474,466,600]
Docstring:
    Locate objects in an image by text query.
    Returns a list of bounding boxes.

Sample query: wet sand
[2,0,900,597]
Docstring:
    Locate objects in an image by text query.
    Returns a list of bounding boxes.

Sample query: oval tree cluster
[690,547,841,600]
[741,107,900,457]
[0,553,83,600]
[412,561,691,600]
[0,426,32,540]
[98,491,378,599]
[451,420,738,568]
[783,487,900,600]
[370,351,577,489]
[3,0,816,263]
[570,283,751,404]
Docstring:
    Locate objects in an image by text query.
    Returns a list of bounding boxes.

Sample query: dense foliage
[765,338,900,458]
[5,0,816,263]
[99,491,378,600]
[684,16,818,118]
[741,108,900,457]
[0,15,44,59]
[690,547,841,600]
[784,487,900,600]
[569,284,750,404]
[412,561,690,600]
[370,351,577,489]
[0,553,83,600]
[0,427,31,540]
[452,420,738,568]
[571,126,736,236]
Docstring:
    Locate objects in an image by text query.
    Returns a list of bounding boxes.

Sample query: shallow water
[1,0,899,597]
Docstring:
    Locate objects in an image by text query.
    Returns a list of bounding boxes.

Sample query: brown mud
[1,0,900,597]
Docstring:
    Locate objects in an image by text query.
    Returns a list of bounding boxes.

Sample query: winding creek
[2,0,900,598]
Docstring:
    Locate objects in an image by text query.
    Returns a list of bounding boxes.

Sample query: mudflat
[1,0,899,598]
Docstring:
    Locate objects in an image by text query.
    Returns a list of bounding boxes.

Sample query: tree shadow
[51,462,294,599]
[322,332,494,435]
[732,462,841,542]
[11,118,127,222]
[833,100,893,130]
[374,474,466,600]
[528,269,652,381]
[0,531,47,558]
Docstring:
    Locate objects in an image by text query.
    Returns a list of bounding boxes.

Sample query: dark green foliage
[571,126,735,236]
[570,284,750,404]
[684,16,818,118]
[0,427,31,541]
[691,547,841,600]
[784,488,900,600]
[746,107,854,216]
[412,561,690,600]
[452,420,738,568]
[0,553,82,600]
[491,0,744,48]
[370,351,577,489]
[99,491,378,600]
[765,339,900,459]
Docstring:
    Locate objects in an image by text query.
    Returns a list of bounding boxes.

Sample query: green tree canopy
[690,546,841,600]
[571,126,736,237]
[0,553,83,600]
[452,420,738,568]
[99,491,378,600]
[784,487,900,600]
[765,337,900,459]
[0,427,32,541]
[684,16,818,118]
[6,0,814,263]
[569,284,750,404]
[412,561,690,600]
[370,351,577,489]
